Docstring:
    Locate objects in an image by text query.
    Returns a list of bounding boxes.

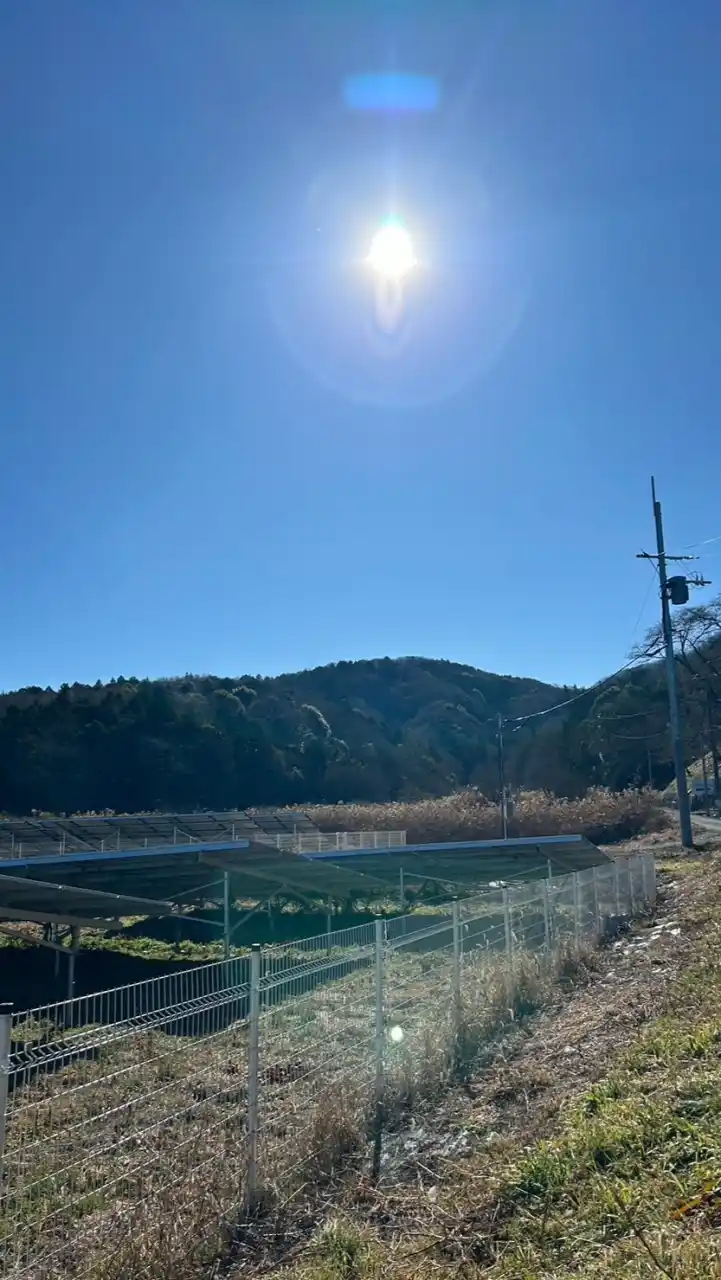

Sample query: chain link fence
[0,853,654,1279]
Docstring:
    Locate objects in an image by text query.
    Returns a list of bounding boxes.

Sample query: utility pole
[647,478,694,848]
[497,713,508,840]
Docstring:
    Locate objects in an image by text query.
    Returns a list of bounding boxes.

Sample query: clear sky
[2,0,720,693]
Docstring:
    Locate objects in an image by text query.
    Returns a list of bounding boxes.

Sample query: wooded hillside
[2,596,720,815]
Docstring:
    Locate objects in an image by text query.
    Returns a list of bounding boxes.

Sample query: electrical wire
[629,560,659,646]
[610,729,669,742]
[593,709,660,721]
[683,534,721,551]
[506,656,642,731]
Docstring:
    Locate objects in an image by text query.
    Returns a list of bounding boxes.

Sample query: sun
[367,222,417,280]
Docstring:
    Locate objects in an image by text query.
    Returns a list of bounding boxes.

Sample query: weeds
[310,787,666,846]
[1,862,653,1280]
[303,1218,382,1280]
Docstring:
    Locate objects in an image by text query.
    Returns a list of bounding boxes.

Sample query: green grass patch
[483,913,721,1276]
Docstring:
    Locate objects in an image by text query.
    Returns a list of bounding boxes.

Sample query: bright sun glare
[367,223,417,280]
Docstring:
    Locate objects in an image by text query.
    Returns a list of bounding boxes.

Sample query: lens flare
[344,73,440,114]
[389,1025,404,1044]
[367,223,417,280]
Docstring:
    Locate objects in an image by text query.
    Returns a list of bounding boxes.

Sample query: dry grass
[269,852,721,1280]
[0,863,646,1279]
[310,787,666,846]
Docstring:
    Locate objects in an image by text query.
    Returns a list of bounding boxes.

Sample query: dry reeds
[309,787,665,846]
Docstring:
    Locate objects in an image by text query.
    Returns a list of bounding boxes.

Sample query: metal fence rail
[2,829,407,858]
[0,853,654,1279]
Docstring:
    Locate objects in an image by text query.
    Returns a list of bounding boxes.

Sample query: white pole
[0,1003,12,1174]
[542,881,551,951]
[223,872,231,961]
[246,945,261,1212]
[592,866,601,937]
[400,868,407,936]
[640,855,649,910]
[371,918,385,1180]
[614,859,622,918]
[573,873,581,943]
[65,925,80,1006]
[503,888,513,965]
[374,919,384,1097]
[452,901,462,1022]
[647,854,657,910]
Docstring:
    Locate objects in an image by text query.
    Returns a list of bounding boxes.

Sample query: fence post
[503,888,513,966]
[572,873,581,944]
[326,897,333,955]
[628,858,636,917]
[371,919,385,1180]
[0,1003,12,1175]
[640,855,649,910]
[452,900,462,1021]
[246,945,261,1213]
[592,867,601,937]
[647,854,657,910]
[67,925,80,1003]
[614,859,622,918]
[223,872,231,962]
[542,881,551,951]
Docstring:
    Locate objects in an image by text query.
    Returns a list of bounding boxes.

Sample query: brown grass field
[310,787,667,847]
[251,833,721,1280]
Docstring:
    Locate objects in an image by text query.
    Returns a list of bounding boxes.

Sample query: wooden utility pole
[651,479,693,848]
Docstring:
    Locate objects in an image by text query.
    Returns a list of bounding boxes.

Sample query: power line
[683,534,721,551]
[610,728,669,742]
[629,560,658,645]
[505,656,642,732]
[594,710,660,721]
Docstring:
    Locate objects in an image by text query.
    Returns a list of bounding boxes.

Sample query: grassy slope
[269,839,721,1280]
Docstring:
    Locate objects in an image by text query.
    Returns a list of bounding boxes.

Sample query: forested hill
[0,633,712,816]
[0,658,576,814]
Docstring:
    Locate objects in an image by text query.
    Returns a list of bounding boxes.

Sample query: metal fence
[274,829,407,853]
[0,853,654,1279]
[1,829,406,859]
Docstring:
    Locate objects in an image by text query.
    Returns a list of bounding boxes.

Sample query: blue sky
[2,0,720,693]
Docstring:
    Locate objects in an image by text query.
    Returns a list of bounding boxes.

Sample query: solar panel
[307,834,611,886]
[0,873,173,926]
[248,809,319,836]
[0,809,315,855]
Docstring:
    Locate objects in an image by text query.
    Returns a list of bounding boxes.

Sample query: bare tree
[632,596,721,792]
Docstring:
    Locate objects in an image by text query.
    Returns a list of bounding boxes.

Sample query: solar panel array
[0,834,610,919]
[0,809,320,858]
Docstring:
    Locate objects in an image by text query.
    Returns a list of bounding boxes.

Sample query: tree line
[1,607,720,817]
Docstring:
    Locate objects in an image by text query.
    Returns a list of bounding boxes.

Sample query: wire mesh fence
[1,828,407,859]
[0,852,654,1279]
